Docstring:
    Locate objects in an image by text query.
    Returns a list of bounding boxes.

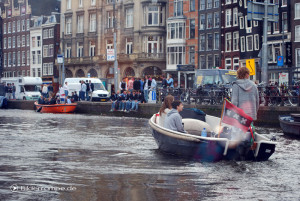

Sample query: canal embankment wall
[6,100,298,127]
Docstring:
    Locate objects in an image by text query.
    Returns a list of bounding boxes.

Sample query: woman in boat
[232,67,259,120]
[158,95,174,127]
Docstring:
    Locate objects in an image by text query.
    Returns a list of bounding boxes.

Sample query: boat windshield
[24,85,41,92]
[94,83,106,90]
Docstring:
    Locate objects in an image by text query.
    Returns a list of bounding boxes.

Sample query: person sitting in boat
[158,95,174,127]
[48,93,57,105]
[56,97,61,104]
[65,96,72,104]
[164,100,187,133]
[38,95,45,104]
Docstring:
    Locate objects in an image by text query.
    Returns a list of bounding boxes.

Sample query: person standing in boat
[232,67,259,121]
[158,95,174,127]
[164,100,186,133]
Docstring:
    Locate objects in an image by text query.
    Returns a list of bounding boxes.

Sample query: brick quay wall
[6,100,298,127]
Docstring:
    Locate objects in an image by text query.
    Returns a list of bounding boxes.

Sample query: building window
[4,53,7,67]
[8,22,11,33]
[27,19,30,31]
[199,55,205,69]
[226,0,232,4]
[214,33,219,50]
[91,0,96,6]
[3,38,6,49]
[79,0,83,7]
[239,16,244,29]
[214,0,219,8]
[12,21,15,33]
[207,33,213,51]
[77,42,83,57]
[225,58,232,69]
[126,38,133,54]
[295,26,300,42]
[246,35,253,51]
[32,37,36,48]
[207,55,213,69]
[32,51,36,64]
[17,36,20,47]
[145,6,161,26]
[144,36,164,54]
[214,54,220,67]
[189,46,195,64]
[282,0,287,6]
[66,17,72,34]
[296,49,300,67]
[107,11,114,28]
[190,19,195,38]
[17,52,20,66]
[89,41,96,56]
[240,37,245,52]
[233,7,238,26]
[225,9,232,27]
[44,29,49,39]
[174,0,183,16]
[282,12,287,32]
[207,13,212,29]
[17,21,20,32]
[200,14,205,30]
[8,52,11,67]
[167,22,185,39]
[233,58,239,70]
[43,45,49,57]
[214,12,220,28]
[167,46,185,65]
[106,40,113,49]
[245,15,252,29]
[49,44,54,57]
[22,51,26,65]
[200,34,205,51]
[66,43,72,58]
[37,36,41,47]
[22,35,25,47]
[48,63,53,75]
[225,32,231,52]
[12,36,15,48]
[90,13,96,32]
[77,15,84,33]
[49,29,54,38]
[32,68,36,77]
[190,0,195,11]
[43,63,48,75]
[254,20,259,27]
[126,8,133,28]
[207,0,212,9]
[296,4,300,19]
[67,0,72,9]
[200,0,205,10]
[3,23,6,34]
[8,37,11,49]
[22,20,25,31]
[26,35,29,46]
[254,34,259,50]
[233,31,239,51]
[273,22,279,33]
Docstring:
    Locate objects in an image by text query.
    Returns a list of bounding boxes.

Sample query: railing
[137,53,166,59]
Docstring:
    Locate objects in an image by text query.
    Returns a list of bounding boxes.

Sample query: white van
[64,78,109,102]
[1,77,42,100]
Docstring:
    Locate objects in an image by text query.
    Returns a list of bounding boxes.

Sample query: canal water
[0,109,299,201]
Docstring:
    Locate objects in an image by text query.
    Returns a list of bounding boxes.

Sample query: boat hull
[279,115,300,136]
[149,115,276,161]
[34,102,77,113]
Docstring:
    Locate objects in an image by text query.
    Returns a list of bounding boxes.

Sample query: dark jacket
[133,80,140,91]
[162,78,168,88]
[110,94,118,101]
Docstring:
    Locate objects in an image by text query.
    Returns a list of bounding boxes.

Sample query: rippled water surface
[0,109,299,201]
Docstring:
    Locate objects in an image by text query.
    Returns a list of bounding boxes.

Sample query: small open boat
[149,110,277,162]
[279,114,300,136]
[34,102,77,113]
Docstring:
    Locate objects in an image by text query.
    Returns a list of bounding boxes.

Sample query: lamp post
[113,0,119,93]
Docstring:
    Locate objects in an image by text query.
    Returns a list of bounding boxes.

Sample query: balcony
[137,53,166,61]
[64,55,105,65]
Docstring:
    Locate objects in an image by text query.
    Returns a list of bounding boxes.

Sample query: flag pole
[218,98,226,138]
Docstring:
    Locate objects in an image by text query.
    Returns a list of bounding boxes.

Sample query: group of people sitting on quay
[109,90,145,112]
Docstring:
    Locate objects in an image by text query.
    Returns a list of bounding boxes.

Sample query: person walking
[231,67,259,121]
[12,83,16,99]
